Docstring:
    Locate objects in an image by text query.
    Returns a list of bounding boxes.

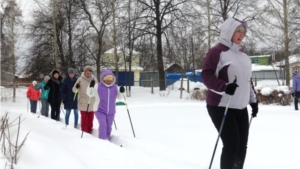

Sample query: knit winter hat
[44,76,50,80]
[84,66,93,73]
[68,68,75,74]
[103,75,114,81]
[293,70,299,75]
[32,81,37,86]
[52,69,60,76]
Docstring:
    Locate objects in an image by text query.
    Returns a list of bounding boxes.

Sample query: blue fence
[166,72,202,86]
[113,72,134,86]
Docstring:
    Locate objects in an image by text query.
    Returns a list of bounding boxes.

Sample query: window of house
[252,60,259,64]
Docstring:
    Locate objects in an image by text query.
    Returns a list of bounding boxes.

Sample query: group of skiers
[26,66,123,140]
[26,17,262,168]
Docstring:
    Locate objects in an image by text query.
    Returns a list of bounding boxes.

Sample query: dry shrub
[257,89,292,106]
[190,88,292,106]
[159,90,170,97]
[190,88,207,101]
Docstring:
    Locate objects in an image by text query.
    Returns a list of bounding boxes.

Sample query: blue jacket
[292,75,300,92]
[61,76,78,109]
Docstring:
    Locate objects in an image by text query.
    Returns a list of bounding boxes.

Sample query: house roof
[195,64,280,72]
[250,55,271,58]
[104,47,140,55]
[274,54,300,66]
[252,64,280,71]
[164,62,182,71]
[101,66,144,71]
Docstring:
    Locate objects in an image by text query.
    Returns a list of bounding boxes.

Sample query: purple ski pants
[95,112,115,140]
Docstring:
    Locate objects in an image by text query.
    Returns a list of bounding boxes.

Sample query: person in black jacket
[44,69,63,120]
[61,68,79,127]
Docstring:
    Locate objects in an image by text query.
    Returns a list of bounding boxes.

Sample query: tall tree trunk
[283,0,290,86]
[67,2,74,68]
[127,0,132,96]
[52,0,59,69]
[10,0,16,102]
[155,0,166,91]
[191,37,196,82]
[96,36,102,82]
[112,1,118,84]
[207,0,211,49]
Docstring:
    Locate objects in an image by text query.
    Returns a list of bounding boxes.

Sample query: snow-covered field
[0,80,299,169]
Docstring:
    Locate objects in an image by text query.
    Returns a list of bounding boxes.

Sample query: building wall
[103,52,141,86]
[134,71,140,86]
[103,53,140,67]
[252,70,282,80]
[140,72,159,87]
[250,56,270,65]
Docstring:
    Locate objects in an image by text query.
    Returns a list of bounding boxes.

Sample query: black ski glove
[75,83,80,89]
[90,80,95,88]
[250,102,259,118]
[44,86,49,90]
[225,83,239,95]
[119,86,125,93]
[292,93,295,97]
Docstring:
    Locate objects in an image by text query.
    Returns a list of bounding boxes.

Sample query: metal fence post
[187,77,190,93]
[151,78,154,94]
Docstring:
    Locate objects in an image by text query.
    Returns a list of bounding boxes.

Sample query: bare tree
[256,0,300,86]
[33,0,59,70]
[79,0,113,81]
[136,0,188,91]
[25,0,88,77]
[0,0,22,102]
[52,0,59,69]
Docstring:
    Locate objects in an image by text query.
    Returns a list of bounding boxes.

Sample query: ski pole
[209,77,237,169]
[65,89,78,128]
[121,92,136,137]
[113,119,117,130]
[38,100,41,118]
[61,105,65,115]
[249,116,253,128]
[209,96,232,169]
[81,86,94,138]
[27,98,29,112]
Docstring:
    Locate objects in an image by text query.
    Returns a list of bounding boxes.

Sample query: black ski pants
[49,102,61,121]
[207,105,249,169]
[293,92,300,110]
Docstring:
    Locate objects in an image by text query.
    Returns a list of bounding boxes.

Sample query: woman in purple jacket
[202,18,258,169]
[88,69,122,140]
[292,70,300,110]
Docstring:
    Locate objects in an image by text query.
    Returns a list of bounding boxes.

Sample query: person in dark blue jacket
[61,68,79,127]
[292,70,300,110]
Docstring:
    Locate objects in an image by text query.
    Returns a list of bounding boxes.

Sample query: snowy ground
[0,80,299,169]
